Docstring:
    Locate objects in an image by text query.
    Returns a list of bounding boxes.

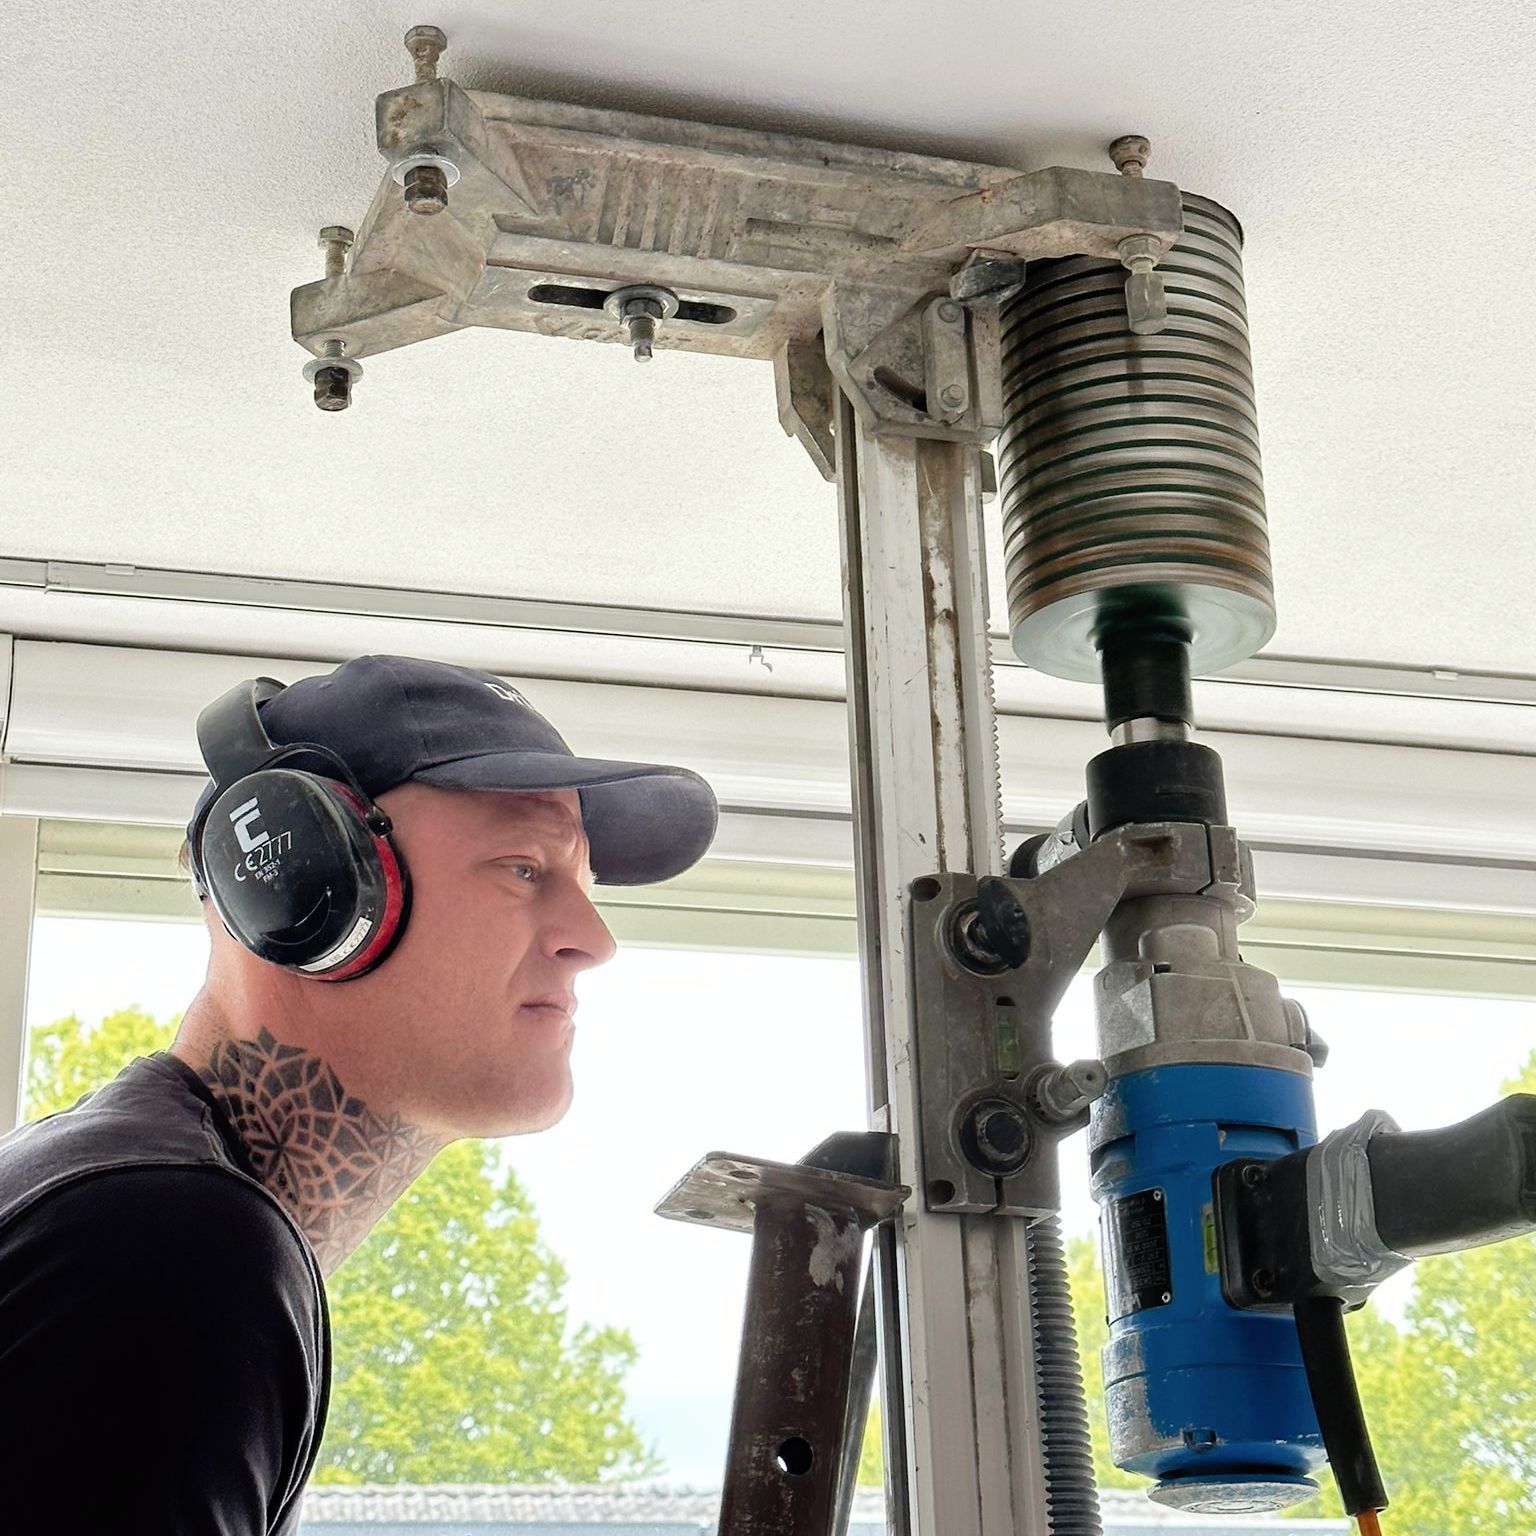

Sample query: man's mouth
[521,993,577,1019]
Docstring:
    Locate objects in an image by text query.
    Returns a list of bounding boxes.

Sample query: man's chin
[466,1074,574,1139]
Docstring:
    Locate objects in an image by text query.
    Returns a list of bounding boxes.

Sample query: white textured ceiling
[5,0,1535,674]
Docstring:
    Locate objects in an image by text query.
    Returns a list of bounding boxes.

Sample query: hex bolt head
[936,299,964,324]
[1109,134,1152,176]
[1125,269,1168,334]
[303,343,362,412]
[404,24,448,82]
[939,383,968,409]
[313,365,353,411]
[404,163,449,215]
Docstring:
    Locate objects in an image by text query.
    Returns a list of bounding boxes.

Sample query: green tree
[320,1138,656,1482]
[857,1403,884,1487]
[24,1006,177,1118]
[21,1008,656,1483]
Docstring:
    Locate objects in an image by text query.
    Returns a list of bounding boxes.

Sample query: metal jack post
[659,1134,905,1536]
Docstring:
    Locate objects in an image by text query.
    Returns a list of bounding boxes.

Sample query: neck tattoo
[195,1027,443,1275]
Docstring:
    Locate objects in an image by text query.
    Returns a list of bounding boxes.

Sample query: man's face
[311,781,616,1139]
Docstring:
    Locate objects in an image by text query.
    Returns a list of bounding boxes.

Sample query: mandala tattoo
[197,1028,441,1272]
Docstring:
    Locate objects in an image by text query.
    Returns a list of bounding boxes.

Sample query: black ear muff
[196,768,411,982]
[190,678,413,981]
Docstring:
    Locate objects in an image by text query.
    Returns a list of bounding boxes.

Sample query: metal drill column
[835,391,1051,1536]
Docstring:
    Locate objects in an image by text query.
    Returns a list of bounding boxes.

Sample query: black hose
[1292,1296,1388,1518]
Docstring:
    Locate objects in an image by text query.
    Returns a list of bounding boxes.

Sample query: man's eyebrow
[496,805,582,839]
[485,798,592,868]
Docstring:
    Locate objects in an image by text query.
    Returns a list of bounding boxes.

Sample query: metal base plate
[656,1151,907,1233]
[1009,579,1276,683]
[1148,1473,1319,1514]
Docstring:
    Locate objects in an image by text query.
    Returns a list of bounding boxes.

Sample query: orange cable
[1356,1510,1383,1536]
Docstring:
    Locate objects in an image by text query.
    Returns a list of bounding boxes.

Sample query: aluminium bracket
[909,821,1239,1217]
[291,33,1183,468]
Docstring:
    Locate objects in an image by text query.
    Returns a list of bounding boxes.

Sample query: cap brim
[410,752,719,886]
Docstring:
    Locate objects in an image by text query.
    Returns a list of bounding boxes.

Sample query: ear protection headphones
[188,678,412,982]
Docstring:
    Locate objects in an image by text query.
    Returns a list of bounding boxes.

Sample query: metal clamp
[909,821,1221,1215]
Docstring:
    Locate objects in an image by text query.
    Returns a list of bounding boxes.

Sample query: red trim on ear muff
[324,784,410,982]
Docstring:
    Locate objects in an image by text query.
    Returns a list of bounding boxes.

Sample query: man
[0,654,718,1533]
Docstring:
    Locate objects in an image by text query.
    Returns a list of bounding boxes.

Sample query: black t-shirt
[0,1055,329,1532]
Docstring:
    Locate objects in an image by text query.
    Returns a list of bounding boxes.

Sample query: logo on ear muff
[227,793,295,886]
[230,797,269,853]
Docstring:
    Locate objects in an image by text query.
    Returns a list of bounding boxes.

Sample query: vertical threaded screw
[404,25,447,83]
[318,226,354,280]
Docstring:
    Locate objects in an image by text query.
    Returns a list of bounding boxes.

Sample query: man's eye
[499,860,540,883]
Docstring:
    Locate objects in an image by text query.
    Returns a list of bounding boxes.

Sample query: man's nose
[549,879,617,969]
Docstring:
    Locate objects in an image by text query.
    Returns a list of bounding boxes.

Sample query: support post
[0,816,40,1133]
[657,1139,904,1536]
[835,391,1056,1536]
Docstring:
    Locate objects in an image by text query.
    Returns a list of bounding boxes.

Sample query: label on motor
[1103,1187,1173,1321]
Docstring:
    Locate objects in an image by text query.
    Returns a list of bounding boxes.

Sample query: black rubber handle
[1368,1094,1536,1259]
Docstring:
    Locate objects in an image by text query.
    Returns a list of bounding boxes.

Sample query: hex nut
[313,366,353,411]
[404,163,449,215]
[302,348,362,411]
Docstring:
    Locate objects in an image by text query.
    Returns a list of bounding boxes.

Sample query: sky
[23,915,1536,1486]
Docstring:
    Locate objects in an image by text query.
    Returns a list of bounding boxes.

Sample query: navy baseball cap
[188,655,718,886]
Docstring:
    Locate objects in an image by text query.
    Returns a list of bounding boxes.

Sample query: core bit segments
[996,194,1277,684]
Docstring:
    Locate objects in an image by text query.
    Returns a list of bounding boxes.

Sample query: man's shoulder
[1,1164,320,1307]
[0,1172,330,1534]
[0,1055,325,1327]
[0,1053,247,1229]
